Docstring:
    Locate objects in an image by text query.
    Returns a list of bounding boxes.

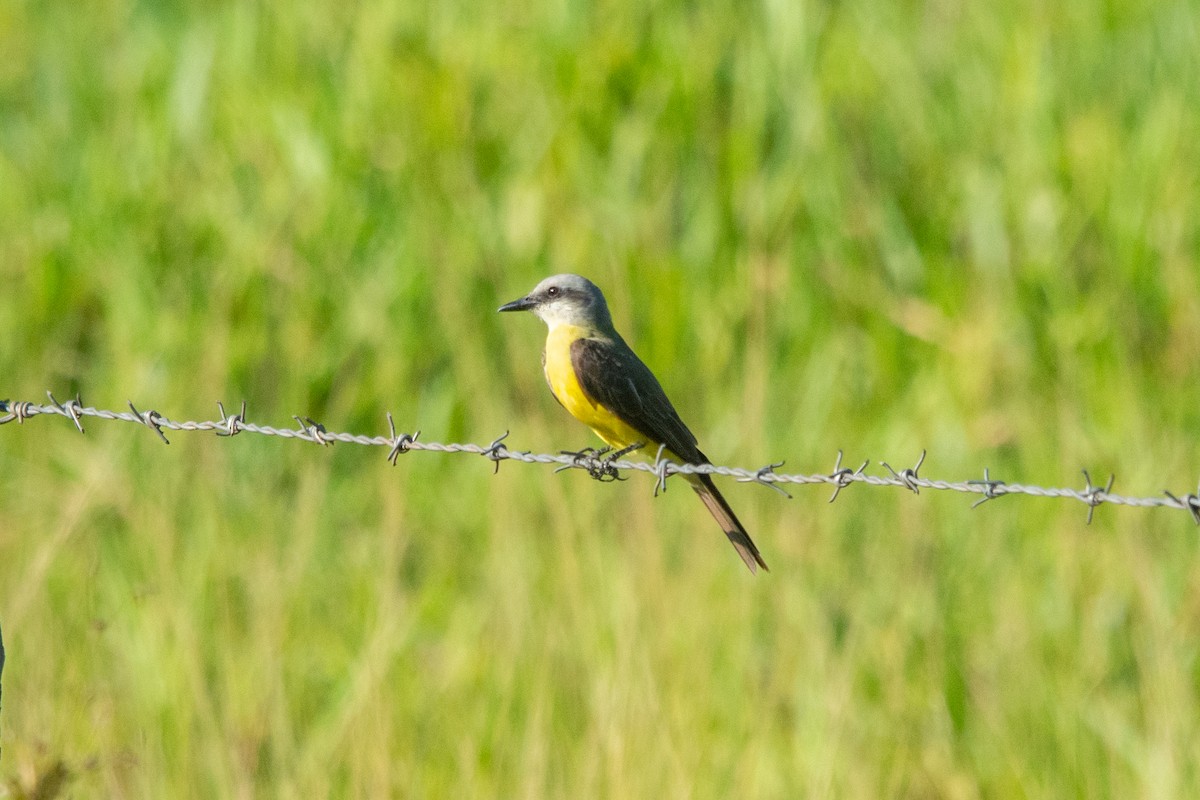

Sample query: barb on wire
[481,431,512,474]
[45,392,86,433]
[129,401,170,444]
[739,462,793,499]
[1163,480,1200,526]
[651,443,673,496]
[385,413,419,465]
[293,416,333,446]
[967,468,1006,509]
[827,450,870,504]
[882,450,927,495]
[4,396,1200,523]
[216,401,246,437]
[1080,470,1115,525]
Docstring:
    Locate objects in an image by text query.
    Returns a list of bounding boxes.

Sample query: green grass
[2,0,1200,795]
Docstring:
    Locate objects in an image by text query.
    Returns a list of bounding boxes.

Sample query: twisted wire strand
[3,394,1199,523]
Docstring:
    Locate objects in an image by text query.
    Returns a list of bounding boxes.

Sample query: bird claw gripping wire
[555,446,608,477]
[827,450,869,504]
[481,431,512,474]
[559,442,642,483]
[384,413,419,465]
[1080,470,1114,525]
[739,462,792,498]
[968,468,1007,508]
[882,450,927,495]
[128,401,169,444]
[216,401,247,437]
[590,445,635,482]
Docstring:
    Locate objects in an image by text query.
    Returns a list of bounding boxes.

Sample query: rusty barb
[2,394,1199,524]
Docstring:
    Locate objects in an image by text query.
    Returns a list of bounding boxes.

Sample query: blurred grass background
[2,0,1200,796]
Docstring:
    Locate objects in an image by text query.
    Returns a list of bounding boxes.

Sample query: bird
[499,274,768,573]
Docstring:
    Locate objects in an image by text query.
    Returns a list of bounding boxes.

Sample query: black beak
[498,295,535,313]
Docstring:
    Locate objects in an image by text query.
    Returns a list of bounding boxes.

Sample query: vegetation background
[2,0,1199,796]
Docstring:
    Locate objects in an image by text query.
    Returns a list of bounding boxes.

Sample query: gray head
[498,274,614,331]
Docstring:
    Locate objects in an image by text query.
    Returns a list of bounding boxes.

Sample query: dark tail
[689,474,769,574]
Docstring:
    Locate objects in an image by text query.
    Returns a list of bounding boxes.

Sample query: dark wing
[570,336,706,464]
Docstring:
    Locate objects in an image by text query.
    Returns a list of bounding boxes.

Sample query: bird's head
[498,274,614,331]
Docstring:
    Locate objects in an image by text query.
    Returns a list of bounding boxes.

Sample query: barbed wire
[3,393,1200,525]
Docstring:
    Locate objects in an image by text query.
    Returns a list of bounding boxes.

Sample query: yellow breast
[543,324,648,450]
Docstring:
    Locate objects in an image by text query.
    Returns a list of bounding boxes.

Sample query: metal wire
[3,393,1200,524]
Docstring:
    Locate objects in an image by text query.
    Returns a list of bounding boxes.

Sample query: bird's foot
[557,442,643,482]
[557,446,614,480]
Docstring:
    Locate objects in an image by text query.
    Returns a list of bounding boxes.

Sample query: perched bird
[499,274,768,573]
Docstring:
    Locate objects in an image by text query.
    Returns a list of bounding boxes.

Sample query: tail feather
[690,474,769,574]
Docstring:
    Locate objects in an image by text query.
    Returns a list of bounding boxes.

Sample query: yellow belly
[544,324,650,450]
